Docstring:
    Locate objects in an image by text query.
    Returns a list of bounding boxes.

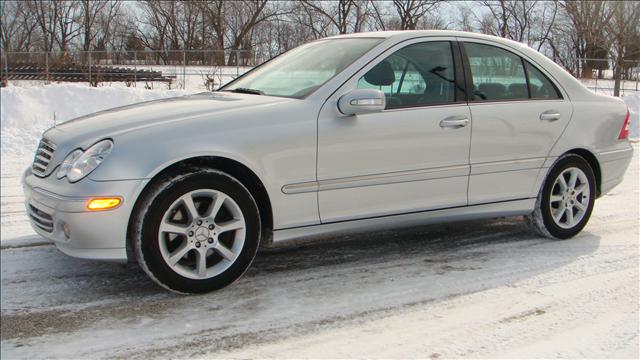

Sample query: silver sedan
[23,30,634,293]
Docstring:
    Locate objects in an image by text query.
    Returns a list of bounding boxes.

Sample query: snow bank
[1,83,194,162]
[1,82,637,166]
[623,93,640,140]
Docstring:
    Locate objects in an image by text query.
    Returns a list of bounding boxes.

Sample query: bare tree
[92,1,123,51]
[296,0,373,37]
[390,0,440,30]
[562,1,613,78]
[199,0,226,65]
[1,1,39,51]
[479,0,555,45]
[80,0,108,51]
[606,1,640,95]
[53,1,82,52]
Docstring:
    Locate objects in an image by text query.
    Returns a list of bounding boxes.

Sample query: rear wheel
[132,168,261,293]
[526,155,596,239]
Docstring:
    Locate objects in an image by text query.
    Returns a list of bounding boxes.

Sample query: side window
[526,61,562,99]
[465,43,528,101]
[357,41,456,108]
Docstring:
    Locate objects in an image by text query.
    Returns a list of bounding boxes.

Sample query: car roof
[315,30,594,102]
[326,30,526,49]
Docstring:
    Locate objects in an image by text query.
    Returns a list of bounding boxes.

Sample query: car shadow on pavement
[3,216,602,299]
[1,216,601,348]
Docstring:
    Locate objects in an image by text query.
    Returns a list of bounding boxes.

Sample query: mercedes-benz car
[23,31,633,293]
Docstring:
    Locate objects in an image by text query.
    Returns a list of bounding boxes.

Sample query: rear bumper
[599,146,634,195]
[22,169,148,262]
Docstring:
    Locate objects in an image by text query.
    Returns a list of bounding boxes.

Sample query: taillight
[618,109,630,140]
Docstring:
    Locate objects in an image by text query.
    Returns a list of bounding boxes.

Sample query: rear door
[460,40,573,204]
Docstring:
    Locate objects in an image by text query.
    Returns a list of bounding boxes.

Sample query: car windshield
[220,38,383,98]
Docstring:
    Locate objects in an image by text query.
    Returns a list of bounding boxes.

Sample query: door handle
[439,117,469,129]
[540,111,561,122]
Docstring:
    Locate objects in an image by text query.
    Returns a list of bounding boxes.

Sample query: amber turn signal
[87,197,122,211]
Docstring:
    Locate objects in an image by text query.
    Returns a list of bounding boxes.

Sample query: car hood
[44,91,293,148]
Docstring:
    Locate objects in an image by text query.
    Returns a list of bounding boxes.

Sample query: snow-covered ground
[0,84,192,242]
[0,146,637,358]
[0,78,638,359]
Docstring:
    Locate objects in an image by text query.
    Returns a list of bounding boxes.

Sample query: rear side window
[464,43,528,101]
[525,61,562,99]
[357,41,456,108]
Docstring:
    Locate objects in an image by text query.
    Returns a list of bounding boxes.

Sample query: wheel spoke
[550,194,563,203]
[575,200,586,211]
[214,243,235,261]
[160,222,188,235]
[564,207,574,226]
[196,250,207,277]
[180,194,200,221]
[168,242,191,266]
[574,183,588,196]
[217,218,244,233]
[206,194,226,218]
[556,175,568,192]
[568,170,578,189]
[553,206,565,222]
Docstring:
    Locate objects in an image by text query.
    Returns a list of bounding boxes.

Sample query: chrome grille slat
[36,151,52,160]
[38,148,53,156]
[32,139,56,177]
[28,204,54,233]
[29,210,53,225]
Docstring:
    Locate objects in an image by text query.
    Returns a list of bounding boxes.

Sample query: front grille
[32,138,56,177]
[28,204,54,233]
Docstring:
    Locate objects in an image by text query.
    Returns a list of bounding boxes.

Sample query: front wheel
[526,155,596,239]
[132,168,261,293]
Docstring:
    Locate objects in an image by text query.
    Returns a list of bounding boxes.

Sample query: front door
[317,39,472,223]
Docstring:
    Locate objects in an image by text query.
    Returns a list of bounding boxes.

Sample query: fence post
[182,49,186,90]
[88,51,92,87]
[236,51,239,77]
[134,51,137,87]
[45,51,49,84]
[3,51,9,86]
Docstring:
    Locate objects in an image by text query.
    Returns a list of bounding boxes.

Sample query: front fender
[88,100,322,229]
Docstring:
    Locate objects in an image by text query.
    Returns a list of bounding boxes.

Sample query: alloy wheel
[157,189,246,279]
[549,167,590,229]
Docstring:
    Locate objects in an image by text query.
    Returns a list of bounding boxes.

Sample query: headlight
[56,149,83,179]
[64,139,113,183]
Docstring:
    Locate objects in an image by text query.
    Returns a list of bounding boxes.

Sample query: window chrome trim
[457,38,569,101]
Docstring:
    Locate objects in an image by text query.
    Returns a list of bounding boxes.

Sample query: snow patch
[0,83,194,162]
[623,93,640,140]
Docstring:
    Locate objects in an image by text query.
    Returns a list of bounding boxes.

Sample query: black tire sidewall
[540,156,596,239]
[139,171,260,293]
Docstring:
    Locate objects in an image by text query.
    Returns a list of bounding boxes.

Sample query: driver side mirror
[337,89,386,116]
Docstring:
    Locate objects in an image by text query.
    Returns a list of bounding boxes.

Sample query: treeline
[1,1,639,83]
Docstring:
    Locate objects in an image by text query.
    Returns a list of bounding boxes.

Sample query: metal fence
[1,50,639,96]
[0,50,262,90]
[575,58,639,96]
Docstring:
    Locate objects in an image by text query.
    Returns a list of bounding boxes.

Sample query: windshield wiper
[229,88,264,95]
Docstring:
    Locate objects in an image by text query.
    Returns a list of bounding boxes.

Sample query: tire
[131,168,261,294]
[526,154,596,239]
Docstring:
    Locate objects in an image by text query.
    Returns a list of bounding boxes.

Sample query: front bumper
[22,169,148,262]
